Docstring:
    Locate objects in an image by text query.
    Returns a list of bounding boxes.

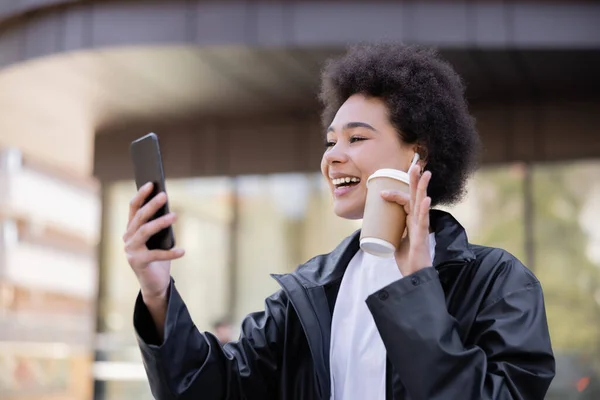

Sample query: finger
[381,190,409,205]
[414,171,431,218]
[409,166,421,215]
[381,190,411,214]
[127,247,186,268]
[140,248,186,264]
[419,196,431,230]
[125,191,168,240]
[131,212,177,248]
[128,182,154,223]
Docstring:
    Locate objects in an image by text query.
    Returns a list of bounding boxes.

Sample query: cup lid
[360,237,396,258]
[366,168,410,187]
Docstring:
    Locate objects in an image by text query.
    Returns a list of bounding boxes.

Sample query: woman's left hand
[381,167,433,276]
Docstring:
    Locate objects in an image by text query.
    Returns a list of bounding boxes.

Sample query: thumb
[381,190,411,214]
[381,190,409,204]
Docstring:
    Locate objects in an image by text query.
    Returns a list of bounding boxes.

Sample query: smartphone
[129,133,175,250]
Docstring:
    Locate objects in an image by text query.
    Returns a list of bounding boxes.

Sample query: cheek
[320,156,328,177]
[359,143,409,173]
[353,146,384,177]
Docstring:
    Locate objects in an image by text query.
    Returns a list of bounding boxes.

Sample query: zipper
[271,273,331,400]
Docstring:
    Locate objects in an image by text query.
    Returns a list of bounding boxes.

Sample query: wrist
[409,252,432,268]
[141,287,169,307]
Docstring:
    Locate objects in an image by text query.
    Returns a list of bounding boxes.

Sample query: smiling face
[321,94,417,220]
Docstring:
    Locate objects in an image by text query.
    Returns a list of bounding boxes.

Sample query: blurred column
[227,177,240,317]
[523,162,535,272]
[93,186,109,400]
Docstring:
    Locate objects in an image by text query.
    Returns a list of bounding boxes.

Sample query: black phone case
[129,133,175,250]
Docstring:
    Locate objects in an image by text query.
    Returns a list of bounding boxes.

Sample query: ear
[413,144,429,171]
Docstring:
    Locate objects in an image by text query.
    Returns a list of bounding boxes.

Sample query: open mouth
[331,176,361,189]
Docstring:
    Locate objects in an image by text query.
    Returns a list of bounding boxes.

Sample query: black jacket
[134,210,555,399]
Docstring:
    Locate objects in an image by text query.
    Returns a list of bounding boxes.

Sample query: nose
[323,143,349,165]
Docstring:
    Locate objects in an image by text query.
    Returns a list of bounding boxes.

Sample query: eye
[350,136,366,143]
[324,140,336,148]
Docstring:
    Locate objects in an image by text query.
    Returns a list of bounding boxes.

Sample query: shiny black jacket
[134,210,555,399]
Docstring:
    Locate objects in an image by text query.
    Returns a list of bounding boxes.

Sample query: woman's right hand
[123,182,185,303]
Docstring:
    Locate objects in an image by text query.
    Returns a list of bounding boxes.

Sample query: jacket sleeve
[134,278,287,400]
[366,266,555,400]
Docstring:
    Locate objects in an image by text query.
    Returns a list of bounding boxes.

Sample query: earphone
[408,153,420,173]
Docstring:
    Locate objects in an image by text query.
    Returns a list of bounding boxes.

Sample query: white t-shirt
[329,234,436,400]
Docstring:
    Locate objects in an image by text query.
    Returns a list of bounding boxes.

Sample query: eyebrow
[326,121,378,134]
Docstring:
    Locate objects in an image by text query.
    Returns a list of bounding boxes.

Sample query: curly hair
[319,43,481,206]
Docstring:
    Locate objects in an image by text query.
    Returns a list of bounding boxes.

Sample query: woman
[124,43,555,399]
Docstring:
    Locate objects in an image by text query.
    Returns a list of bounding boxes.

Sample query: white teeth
[331,177,360,186]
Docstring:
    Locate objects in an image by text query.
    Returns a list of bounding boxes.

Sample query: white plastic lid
[366,168,410,187]
[360,237,396,258]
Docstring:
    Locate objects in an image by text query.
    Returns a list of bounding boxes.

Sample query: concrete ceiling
[0,45,331,173]
[0,0,599,175]
[1,44,599,175]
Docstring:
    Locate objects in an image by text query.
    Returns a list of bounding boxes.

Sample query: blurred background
[0,0,599,399]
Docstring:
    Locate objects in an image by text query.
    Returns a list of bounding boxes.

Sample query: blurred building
[0,1,599,399]
[0,148,100,399]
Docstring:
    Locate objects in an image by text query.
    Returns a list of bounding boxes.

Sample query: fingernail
[143,182,152,189]
[381,190,390,196]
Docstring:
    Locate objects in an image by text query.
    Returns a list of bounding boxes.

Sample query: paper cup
[360,168,410,258]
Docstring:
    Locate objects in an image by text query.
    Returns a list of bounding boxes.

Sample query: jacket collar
[293,209,475,288]
[430,209,476,268]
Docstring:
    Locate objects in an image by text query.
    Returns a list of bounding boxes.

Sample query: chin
[333,203,365,220]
